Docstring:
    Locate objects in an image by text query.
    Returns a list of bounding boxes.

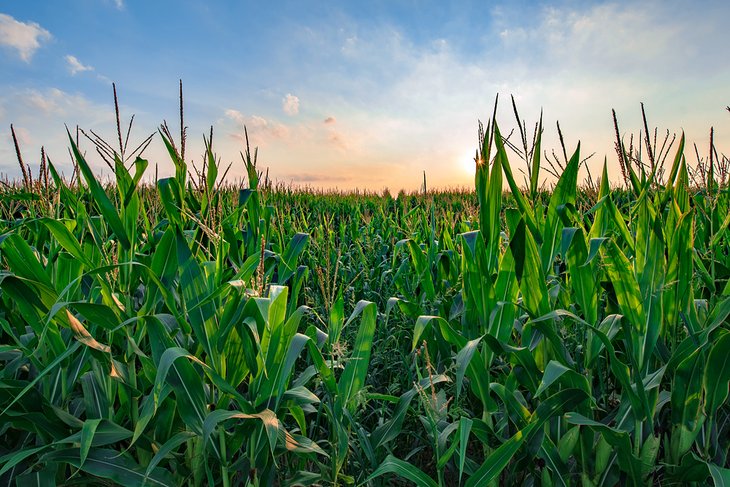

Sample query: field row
[1,118,729,486]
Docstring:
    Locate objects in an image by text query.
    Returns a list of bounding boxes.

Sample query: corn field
[0,101,729,486]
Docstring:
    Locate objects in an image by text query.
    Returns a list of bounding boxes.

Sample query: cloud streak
[279,172,353,183]
[0,13,52,62]
[0,86,119,176]
[224,109,290,143]
[19,88,95,116]
[65,55,94,75]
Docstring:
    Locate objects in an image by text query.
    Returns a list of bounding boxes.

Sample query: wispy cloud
[495,2,695,75]
[0,87,113,133]
[20,88,95,116]
[282,94,299,116]
[279,172,353,183]
[112,0,124,11]
[0,13,52,62]
[65,54,94,75]
[224,109,289,143]
[0,87,117,176]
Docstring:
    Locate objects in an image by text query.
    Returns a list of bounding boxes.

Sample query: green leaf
[0,342,81,417]
[143,431,196,481]
[601,239,644,331]
[541,143,580,275]
[153,347,207,434]
[337,301,377,409]
[459,417,473,484]
[494,122,540,241]
[67,132,131,250]
[37,218,93,267]
[277,232,309,284]
[708,463,730,486]
[367,455,439,487]
[304,334,338,396]
[80,418,102,467]
[157,178,183,227]
[704,330,730,416]
[397,239,436,301]
[370,375,450,449]
[485,145,504,269]
[42,448,175,486]
[640,434,660,478]
[510,219,549,319]
[467,389,588,487]
[202,409,280,460]
[0,446,51,477]
[466,423,537,487]
[412,315,444,351]
[14,465,56,487]
[535,360,590,397]
[455,336,482,399]
[557,426,580,463]
[565,413,643,483]
[0,233,54,287]
[60,419,133,447]
[671,349,705,462]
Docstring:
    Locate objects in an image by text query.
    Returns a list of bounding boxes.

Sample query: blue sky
[1,0,728,190]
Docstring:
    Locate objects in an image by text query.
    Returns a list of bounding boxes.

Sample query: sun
[459,150,477,176]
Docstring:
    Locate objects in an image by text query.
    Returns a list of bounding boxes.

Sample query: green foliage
[1,103,729,486]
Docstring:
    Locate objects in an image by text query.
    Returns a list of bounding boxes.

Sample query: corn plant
[1,91,728,486]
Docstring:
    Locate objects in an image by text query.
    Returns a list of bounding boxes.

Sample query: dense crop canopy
[1,100,729,486]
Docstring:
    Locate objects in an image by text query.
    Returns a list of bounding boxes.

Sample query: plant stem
[219,429,230,487]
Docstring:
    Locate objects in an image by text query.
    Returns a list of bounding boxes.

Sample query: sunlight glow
[459,150,476,176]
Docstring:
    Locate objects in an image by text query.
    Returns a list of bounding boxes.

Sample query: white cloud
[279,172,353,183]
[0,87,120,178]
[65,55,94,75]
[224,109,290,142]
[0,87,113,131]
[514,3,689,74]
[113,0,124,10]
[21,88,96,116]
[0,13,52,62]
[282,94,299,116]
[224,108,245,125]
